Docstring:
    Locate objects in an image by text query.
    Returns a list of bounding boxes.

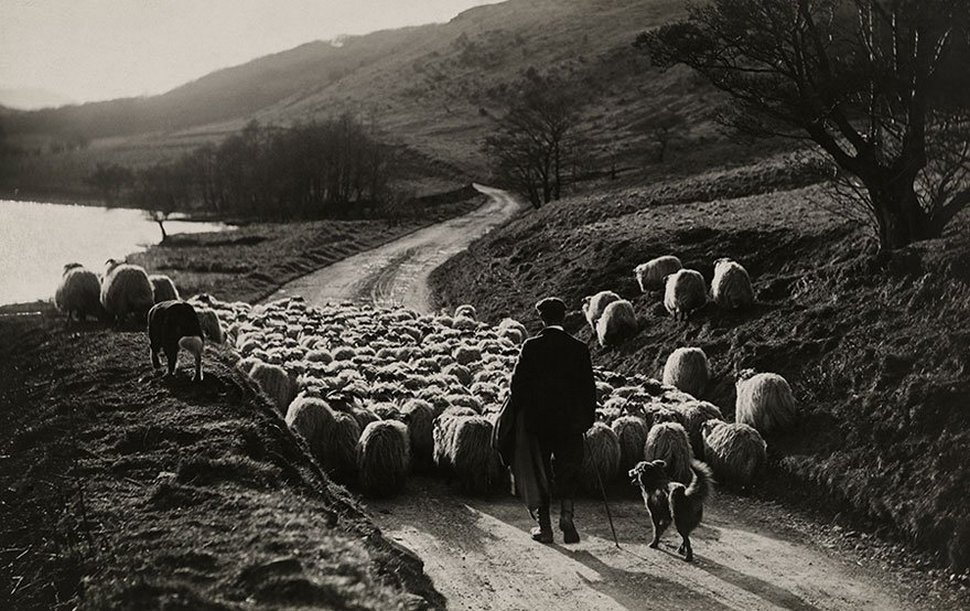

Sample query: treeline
[88,115,396,221]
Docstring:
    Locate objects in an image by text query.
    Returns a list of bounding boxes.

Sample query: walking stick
[593,462,620,549]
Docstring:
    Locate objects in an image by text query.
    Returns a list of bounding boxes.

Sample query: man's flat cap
[535,297,566,318]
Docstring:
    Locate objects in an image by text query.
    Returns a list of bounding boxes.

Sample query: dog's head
[628,460,669,491]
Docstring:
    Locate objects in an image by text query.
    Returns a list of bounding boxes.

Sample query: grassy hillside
[0,313,443,609]
[430,158,970,572]
[1,0,769,201]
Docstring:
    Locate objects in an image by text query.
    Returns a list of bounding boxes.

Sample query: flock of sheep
[53,254,798,500]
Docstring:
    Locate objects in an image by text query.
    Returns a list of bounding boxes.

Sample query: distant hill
[1,0,767,199]
[0,88,74,111]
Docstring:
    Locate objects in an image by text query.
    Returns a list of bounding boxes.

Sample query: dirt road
[263,185,926,610]
[265,184,520,312]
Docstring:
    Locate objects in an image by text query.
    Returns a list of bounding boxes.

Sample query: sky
[0,0,504,105]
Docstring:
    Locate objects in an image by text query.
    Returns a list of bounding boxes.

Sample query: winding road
[265,184,520,312]
[265,185,921,610]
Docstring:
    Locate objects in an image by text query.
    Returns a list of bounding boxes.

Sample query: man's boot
[560,499,580,544]
[530,505,553,543]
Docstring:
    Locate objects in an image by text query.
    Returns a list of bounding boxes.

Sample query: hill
[429,155,970,572]
[0,0,768,201]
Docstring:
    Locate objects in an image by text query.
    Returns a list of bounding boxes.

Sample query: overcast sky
[0,0,503,104]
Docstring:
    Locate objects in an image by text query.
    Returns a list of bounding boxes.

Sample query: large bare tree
[640,0,970,251]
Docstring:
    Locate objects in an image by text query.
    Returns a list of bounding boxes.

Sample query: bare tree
[640,0,970,251]
[484,76,584,208]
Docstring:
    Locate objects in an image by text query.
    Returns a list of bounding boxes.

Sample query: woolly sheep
[285,396,336,464]
[401,399,435,471]
[497,318,528,346]
[197,308,225,344]
[634,255,683,292]
[329,411,362,483]
[663,269,707,321]
[674,400,724,457]
[433,407,477,471]
[582,291,620,332]
[100,260,154,324]
[149,274,180,303]
[450,416,505,494]
[735,370,797,434]
[643,422,694,484]
[595,300,638,348]
[249,362,295,414]
[712,258,755,309]
[453,345,482,366]
[55,263,101,321]
[662,347,710,398]
[579,422,621,492]
[701,419,766,486]
[611,415,649,472]
[454,304,477,319]
[442,363,473,387]
[356,420,410,498]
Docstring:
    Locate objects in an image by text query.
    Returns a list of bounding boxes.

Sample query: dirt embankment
[430,164,970,577]
[0,312,443,610]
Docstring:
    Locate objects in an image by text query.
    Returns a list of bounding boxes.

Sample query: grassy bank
[126,194,483,303]
[0,312,444,609]
[430,163,970,573]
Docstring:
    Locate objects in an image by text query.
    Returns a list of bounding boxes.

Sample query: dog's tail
[179,335,204,359]
[685,459,714,503]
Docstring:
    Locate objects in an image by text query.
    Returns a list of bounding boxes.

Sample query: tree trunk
[157,220,167,243]
[868,182,936,251]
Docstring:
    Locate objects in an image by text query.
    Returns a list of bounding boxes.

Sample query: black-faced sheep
[735,369,797,434]
[454,304,477,319]
[147,300,205,381]
[101,259,154,325]
[701,420,766,486]
[149,274,180,303]
[582,291,620,332]
[663,269,707,321]
[356,420,410,498]
[595,300,638,348]
[55,263,101,322]
[712,258,755,309]
[611,415,649,472]
[662,347,710,398]
[643,422,694,484]
[249,362,296,414]
[634,256,683,292]
[579,422,621,492]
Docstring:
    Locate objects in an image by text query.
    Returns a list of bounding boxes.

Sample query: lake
[0,200,230,305]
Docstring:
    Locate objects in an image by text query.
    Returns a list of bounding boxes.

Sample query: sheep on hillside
[401,399,435,471]
[643,422,694,484]
[101,259,154,325]
[285,396,336,464]
[662,347,710,398]
[634,256,683,292]
[712,258,755,309]
[701,419,766,486]
[450,416,505,494]
[582,291,620,332]
[663,269,707,321]
[454,304,477,319]
[595,300,638,348]
[55,263,101,322]
[197,308,225,344]
[497,318,528,346]
[673,400,724,457]
[356,420,410,498]
[149,274,180,303]
[433,407,477,471]
[329,411,362,483]
[735,370,797,434]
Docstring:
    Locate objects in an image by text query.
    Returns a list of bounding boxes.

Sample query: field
[430,161,970,571]
[0,313,442,609]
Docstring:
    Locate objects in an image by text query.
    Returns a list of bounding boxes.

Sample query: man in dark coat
[510,297,597,543]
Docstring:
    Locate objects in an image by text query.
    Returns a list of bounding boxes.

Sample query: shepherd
[508,297,597,544]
